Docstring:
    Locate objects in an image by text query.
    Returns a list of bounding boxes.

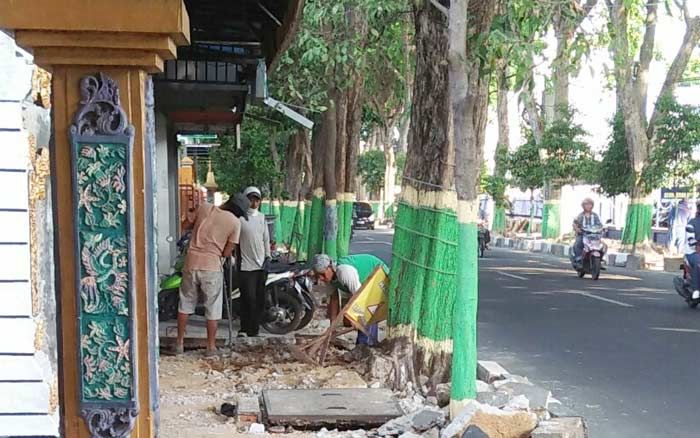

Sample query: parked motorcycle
[569,225,607,280]
[158,234,316,334]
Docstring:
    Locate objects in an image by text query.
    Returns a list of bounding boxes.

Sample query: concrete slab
[263,388,402,428]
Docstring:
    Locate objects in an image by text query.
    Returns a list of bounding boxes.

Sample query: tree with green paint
[606,0,700,250]
[508,136,545,235]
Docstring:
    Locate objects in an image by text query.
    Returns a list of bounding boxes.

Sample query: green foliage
[395,151,406,185]
[509,136,545,192]
[643,97,700,189]
[509,109,594,192]
[485,175,508,208]
[599,99,700,196]
[209,121,283,196]
[539,109,596,183]
[272,0,411,117]
[598,111,635,197]
[358,150,386,196]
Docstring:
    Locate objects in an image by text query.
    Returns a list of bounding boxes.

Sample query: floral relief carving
[71,73,137,437]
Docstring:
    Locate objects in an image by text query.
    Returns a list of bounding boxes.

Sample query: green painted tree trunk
[272,200,282,244]
[300,200,312,261]
[448,0,495,413]
[308,189,325,257]
[388,1,456,386]
[541,200,560,240]
[336,193,354,257]
[492,207,506,234]
[622,201,653,246]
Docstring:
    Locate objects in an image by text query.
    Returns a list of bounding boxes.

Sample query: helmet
[581,197,594,207]
[244,186,262,200]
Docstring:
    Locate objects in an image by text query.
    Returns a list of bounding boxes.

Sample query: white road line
[650,327,700,333]
[500,272,528,281]
[574,292,634,308]
[353,241,392,246]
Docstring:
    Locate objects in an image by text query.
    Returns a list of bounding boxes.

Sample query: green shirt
[337,254,389,283]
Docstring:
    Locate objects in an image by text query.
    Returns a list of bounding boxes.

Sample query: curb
[493,237,632,270]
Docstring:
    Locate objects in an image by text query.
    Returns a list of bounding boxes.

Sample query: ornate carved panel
[69,73,138,437]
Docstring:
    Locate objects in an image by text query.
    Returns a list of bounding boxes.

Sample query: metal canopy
[154,0,303,127]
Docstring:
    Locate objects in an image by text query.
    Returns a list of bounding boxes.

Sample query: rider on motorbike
[573,198,602,261]
[684,203,700,299]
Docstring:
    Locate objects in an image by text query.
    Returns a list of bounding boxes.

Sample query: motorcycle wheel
[297,295,317,331]
[688,300,699,309]
[577,270,585,278]
[158,289,179,321]
[262,290,303,335]
[591,257,602,280]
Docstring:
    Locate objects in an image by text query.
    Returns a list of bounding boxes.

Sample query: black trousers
[239,270,267,336]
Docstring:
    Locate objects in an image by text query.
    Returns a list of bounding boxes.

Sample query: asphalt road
[350,229,700,438]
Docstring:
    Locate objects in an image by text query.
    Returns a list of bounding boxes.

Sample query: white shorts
[179,270,223,320]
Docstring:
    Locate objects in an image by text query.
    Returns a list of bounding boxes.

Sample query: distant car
[353,201,375,230]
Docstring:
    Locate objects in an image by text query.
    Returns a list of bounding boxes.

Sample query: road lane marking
[353,241,391,246]
[650,327,700,333]
[500,272,528,281]
[574,291,634,308]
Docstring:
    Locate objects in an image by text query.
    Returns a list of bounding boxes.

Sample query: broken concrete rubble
[477,361,509,383]
[440,400,537,438]
[530,417,587,438]
[159,336,584,438]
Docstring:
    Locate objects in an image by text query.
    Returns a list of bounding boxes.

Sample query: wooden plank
[0,244,30,280]
[0,382,49,413]
[0,355,43,382]
[0,130,30,170]
[0,318,35,354]
[0,281,32,316]
[0,414,59,437]
[0,210,29,243]
[263,389,402,428]
[0,170,29,210]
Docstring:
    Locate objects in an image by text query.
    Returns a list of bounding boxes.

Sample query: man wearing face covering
[238,186,272,337]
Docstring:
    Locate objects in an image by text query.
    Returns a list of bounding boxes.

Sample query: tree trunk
[335,90,349,257]
[308,119,326,257]
[449,0,497,413]
[492,61,509,233]
[284,131,303,200]
[388,0,454,389]
[382,126,396,222]
[323,94,338,258]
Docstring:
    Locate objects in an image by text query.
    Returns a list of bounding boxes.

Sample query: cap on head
[244,186,262,200]
[311,254,333,274]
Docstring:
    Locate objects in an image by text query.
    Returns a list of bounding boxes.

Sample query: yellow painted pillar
[0,2,189,437]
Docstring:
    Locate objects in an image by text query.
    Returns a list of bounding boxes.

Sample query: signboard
[344,266,389,335]
[661,187,694,200]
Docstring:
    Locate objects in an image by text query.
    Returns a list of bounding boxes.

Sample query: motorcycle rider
[684,203,700,299]
[573,197,602,261]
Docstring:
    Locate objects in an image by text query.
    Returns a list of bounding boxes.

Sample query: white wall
[155,111,177,275]
[0,32,59,437]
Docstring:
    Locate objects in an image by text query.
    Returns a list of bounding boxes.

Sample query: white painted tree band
[401,186,458,211]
